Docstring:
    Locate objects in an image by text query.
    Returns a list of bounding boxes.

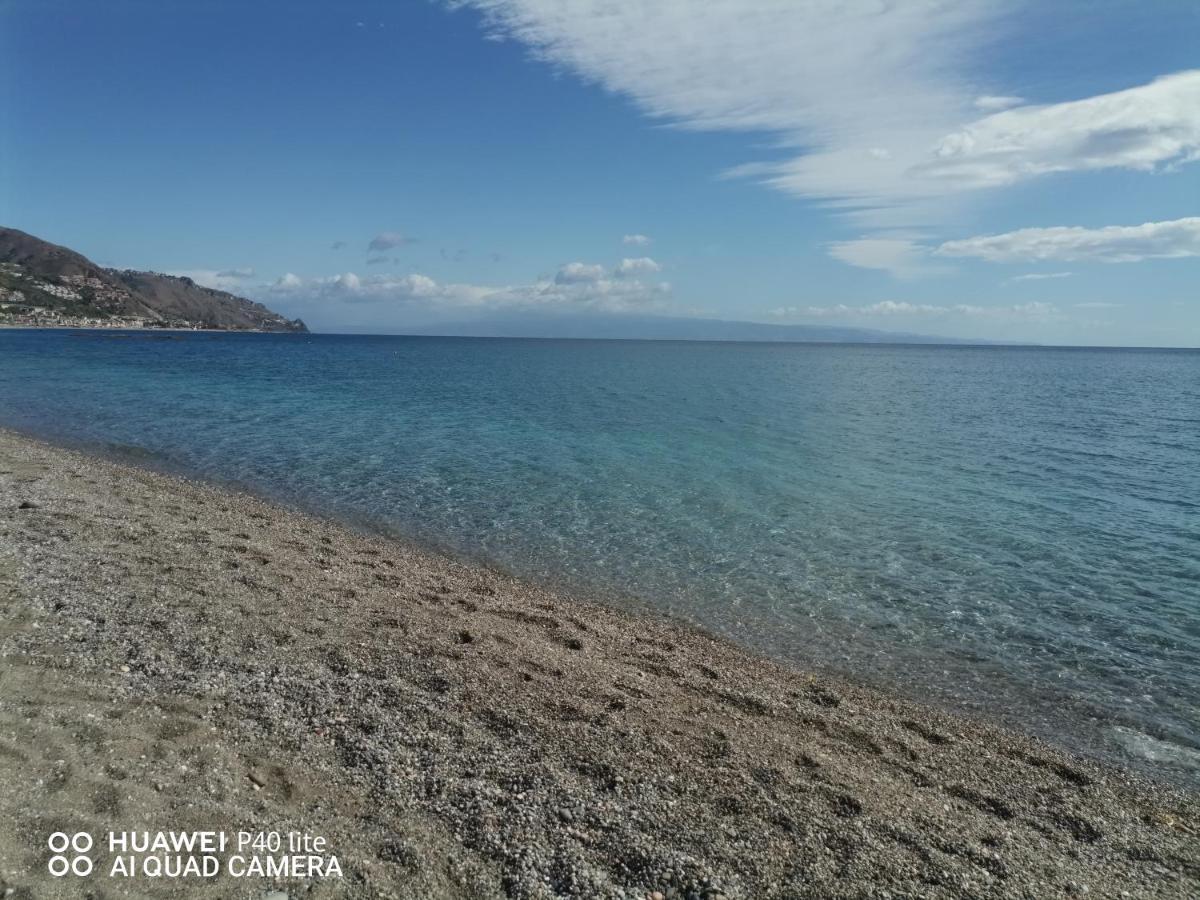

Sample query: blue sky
[2,0,1198,345]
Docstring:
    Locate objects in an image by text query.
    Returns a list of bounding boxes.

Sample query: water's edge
[2,332,1197,788]
[7,421,1198,790]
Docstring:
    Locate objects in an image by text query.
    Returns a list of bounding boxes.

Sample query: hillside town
[0,260,284,331]
[0,304,179,329]
[2,262,149,328]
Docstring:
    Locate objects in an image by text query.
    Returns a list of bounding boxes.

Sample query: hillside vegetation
[0,227,306,332]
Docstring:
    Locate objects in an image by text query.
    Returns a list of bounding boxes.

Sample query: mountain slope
[0,227,306,332]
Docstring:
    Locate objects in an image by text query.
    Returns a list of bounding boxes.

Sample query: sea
[2,329,1197,784]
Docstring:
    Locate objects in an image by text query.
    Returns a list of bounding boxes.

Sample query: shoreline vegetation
[1,429,1197,898]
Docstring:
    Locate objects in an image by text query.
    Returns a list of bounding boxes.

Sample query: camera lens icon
[47,832,94,876]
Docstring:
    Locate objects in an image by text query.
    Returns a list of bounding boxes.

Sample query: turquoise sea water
[2,329,1198,783]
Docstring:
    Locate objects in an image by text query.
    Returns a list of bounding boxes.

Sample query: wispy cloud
[937,217,1200,263]
[756,70,1200,226]
[622,233,652,246]
[973,95,1023,112]
[449,1,1200,292]
[456,4,1200,217]
[169,268,256,291]
[1010,271,1072,282]
[827,237,943,279]
[920,72,1200,189]
[367,231,418,253]
[453,0,1006,227]
[331,240,347,250]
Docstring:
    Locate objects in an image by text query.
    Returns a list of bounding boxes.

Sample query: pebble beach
[1,428,1197,899]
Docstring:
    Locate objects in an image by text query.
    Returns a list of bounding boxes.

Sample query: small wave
[1111,726,1200,771]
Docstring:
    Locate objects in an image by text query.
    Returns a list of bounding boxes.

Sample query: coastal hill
[0,226,306,332]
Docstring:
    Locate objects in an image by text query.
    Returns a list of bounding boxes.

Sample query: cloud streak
[454,3,1200,221]
[169,268,257,291]
[921,71,1200,189]
[826,238,942,279]
[936,217,1200,263]
[453,0,1005,226]
[973,95,1024,112]
[1010,271,1072,282]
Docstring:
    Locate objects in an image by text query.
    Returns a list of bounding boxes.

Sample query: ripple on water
[1,332,1198,785]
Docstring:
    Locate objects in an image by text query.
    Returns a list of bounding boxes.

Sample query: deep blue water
[2,329,1198,782]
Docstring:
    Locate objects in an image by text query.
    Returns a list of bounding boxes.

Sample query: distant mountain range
[0,227,306,332]
[411,312,991,345]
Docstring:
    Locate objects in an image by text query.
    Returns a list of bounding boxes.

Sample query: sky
[2,0,1198,345]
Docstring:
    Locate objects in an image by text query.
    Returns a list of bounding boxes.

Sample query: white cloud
[973,95,1024,112]
[758,69,1200,223]
[826,237,945,279]
[922,71,1200,189]
[555,261,605,284]
[1010,271,1072,282]
[367,231,417,252]
[452,0,1010,225]
[937,217,1200,263]
[1074,301,1122,309]
[615,256,661,277]
[169,268,256,291]
[622,234,652,246]
[771,300,1062,323]
[267,268,670,314]
[448,2,1200,240]
[334,272,361,292]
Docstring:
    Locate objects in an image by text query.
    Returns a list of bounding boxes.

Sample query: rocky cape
[0,226,306,332]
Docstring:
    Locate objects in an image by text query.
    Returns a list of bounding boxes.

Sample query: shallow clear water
[2,330,1198,783]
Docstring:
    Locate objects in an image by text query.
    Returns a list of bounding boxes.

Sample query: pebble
[3,430,1196,900]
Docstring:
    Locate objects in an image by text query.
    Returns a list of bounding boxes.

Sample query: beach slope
[0,430,1196,898]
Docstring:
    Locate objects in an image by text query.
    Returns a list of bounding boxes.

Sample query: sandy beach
[0,428,1196,899]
